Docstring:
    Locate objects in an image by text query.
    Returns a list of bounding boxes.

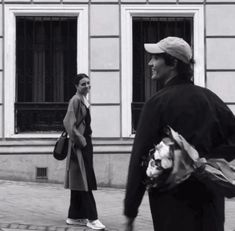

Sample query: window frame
[121,5,205,138]
[4,5,88,138]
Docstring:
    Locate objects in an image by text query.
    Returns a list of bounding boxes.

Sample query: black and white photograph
[0,1,235,231]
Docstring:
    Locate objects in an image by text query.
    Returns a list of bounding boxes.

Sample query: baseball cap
[144,36,192,64]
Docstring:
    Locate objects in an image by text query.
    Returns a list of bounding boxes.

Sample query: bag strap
[75,99,86,128]
[76,115,85,128]
[62,117,84,136]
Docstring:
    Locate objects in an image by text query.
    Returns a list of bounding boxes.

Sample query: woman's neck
[76,91,87,97]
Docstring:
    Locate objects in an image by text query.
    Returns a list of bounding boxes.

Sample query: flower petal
[161,158,173,169]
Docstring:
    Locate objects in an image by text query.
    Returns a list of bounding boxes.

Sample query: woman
[63,73,105,230]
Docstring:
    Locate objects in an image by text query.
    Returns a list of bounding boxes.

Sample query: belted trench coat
[63,93,89,191]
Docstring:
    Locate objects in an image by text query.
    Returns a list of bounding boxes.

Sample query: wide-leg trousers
[68,190,98,220]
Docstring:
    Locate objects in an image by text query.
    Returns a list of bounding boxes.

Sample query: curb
[0,223,118,231]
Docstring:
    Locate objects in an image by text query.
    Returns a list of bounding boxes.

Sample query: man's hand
[124,217,135,231]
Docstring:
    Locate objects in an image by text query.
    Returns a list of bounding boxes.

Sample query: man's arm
[124,100,160,218]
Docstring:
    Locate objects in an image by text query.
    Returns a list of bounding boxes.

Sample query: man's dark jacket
[124,77,235,231]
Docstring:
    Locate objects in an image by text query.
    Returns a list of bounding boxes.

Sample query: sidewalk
[0,180,234,231]
[0,180,153,231]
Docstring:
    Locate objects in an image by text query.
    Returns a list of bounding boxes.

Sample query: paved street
[0,180,153,231]
[0,180,234,231]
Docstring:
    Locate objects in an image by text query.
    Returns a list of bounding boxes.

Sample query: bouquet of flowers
[145,126,235,197]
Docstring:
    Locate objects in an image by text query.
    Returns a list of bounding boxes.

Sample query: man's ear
[170,58,178,69]
[173,59,178,68]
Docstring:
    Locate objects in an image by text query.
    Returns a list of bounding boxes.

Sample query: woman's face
[76,77,90,95]
[148,55,173,81]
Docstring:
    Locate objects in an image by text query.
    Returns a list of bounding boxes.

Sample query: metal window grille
[36,167,48,180]
[15,16,77,132]
[132,17,193,133]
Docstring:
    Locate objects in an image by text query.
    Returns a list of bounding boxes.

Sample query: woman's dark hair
[158,53,195,82]
[73,73,89,85]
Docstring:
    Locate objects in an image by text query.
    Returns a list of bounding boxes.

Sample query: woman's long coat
[63,93,89,191]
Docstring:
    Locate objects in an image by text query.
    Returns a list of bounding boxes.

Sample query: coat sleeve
[124,100,161,218]
[63,96,87,148]
[211,96,235,161]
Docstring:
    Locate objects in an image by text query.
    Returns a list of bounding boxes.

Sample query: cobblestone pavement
[0,180,153,231]
[0,180,234,231]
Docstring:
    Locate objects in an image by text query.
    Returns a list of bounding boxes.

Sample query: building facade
[0,0,235,187]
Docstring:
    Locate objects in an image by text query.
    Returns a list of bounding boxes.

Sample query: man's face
[148,54,173,81]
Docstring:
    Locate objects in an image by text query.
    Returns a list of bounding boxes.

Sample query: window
[16,16,77,132]
[121,5,204,137]
[4,5,88,137]
[132,17,193,132]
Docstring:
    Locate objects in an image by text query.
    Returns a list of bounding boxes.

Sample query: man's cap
[144,36,192,64]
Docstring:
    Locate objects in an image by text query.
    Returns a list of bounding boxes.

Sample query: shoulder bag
[53,130,69,161]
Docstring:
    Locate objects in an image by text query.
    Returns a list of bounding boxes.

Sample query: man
[124,37,235,231]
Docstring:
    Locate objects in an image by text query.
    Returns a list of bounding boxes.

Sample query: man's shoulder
[190,84,222,100]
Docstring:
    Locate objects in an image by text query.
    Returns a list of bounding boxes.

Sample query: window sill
[9,133,61,139]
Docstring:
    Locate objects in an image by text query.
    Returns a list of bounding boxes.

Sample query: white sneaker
[87,219,106,230]
[66,218,88,226]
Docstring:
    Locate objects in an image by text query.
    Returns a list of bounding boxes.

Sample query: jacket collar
[164,76,193,88]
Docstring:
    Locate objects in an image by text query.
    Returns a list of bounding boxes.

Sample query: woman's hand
[75,135,87,148]
[124,217,135,231]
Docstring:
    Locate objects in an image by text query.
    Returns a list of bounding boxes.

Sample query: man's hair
[158,53,194,82]
[73,73,89,86]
